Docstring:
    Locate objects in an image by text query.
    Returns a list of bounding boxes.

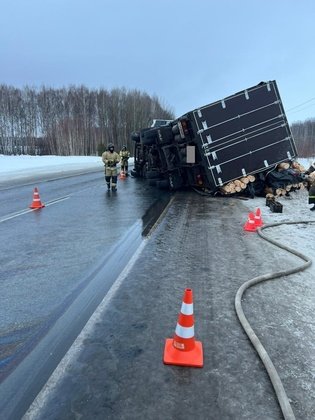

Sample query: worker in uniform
[102,143,120,191]
[308,176,315,211]
[305,160,315,176]
[305,161,315,210]
[119,145,130,176]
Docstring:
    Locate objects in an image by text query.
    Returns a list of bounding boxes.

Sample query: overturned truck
[131,81,306,197]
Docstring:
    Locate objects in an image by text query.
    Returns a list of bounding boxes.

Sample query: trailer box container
[131,81,298,194]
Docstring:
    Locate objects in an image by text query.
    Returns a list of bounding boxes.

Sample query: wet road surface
[0,170,172,417]
[21,192,315,420]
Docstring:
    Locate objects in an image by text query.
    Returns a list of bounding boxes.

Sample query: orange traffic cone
[29,187,45,209]
[254,208,263,227]
[243,212,256,232]
[119,170,126,180]
[163,288,203,367]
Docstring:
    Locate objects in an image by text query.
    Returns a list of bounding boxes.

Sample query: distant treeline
[291,119,315,158]
[0,85,174,156]
[0,84,314,158]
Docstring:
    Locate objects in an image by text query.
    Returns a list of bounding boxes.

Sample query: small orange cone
[29,187,45,209]
[119,170,126,180]
[254,208,263,227]
[163,288,203,367]
[243,212,256,232]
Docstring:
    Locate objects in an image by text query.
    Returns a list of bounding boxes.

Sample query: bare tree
[0,84,174,156]
[291,118,315,157]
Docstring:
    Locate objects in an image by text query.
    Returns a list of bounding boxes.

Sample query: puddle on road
[0,193,173,385]
[0,320,45,382]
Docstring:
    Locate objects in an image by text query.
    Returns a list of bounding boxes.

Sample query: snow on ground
[0,154,103,182]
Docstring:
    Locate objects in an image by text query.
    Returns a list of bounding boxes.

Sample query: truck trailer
[131,81,303,196]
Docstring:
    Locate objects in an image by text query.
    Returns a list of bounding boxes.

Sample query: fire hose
[235,220,315,420]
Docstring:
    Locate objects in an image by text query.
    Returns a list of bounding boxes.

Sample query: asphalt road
[0,169,171,418]
[21,192,315,420]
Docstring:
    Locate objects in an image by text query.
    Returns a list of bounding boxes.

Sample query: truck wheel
[157,126,173,145]
[142,129,157,145]
[174,134,186,144]
[131,132,140,142]
[172,124,180,135]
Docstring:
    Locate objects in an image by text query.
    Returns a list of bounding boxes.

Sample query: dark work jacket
[308,182,315,205]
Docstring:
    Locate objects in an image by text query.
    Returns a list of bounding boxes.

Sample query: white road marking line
[0,196,70,223]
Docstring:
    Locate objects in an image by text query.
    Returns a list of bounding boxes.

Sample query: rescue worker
[119,145,130,175]
[305,160,315,176]
[102,143,120,191]
[308,176,315,211]
[304,162,315,210]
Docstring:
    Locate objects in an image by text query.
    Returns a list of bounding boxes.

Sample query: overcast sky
[1,0,315,123]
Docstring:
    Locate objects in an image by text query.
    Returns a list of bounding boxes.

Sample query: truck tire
[157,126,173,145]
[172,124,180,135]
[142,129,158,145]
[169,171,183,190]
[174,134,186,144]
[131,132,140,142]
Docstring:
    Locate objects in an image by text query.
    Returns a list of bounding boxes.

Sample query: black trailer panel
[131,80,299,194]
[192,81,296,187]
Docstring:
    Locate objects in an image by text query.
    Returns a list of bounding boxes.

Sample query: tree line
[290,119,315,157]
[1,83,314,158]
[0,85,174,156]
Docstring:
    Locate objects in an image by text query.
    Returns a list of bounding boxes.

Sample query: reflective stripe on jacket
[102,151,120,166]
[120,150,130,160]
